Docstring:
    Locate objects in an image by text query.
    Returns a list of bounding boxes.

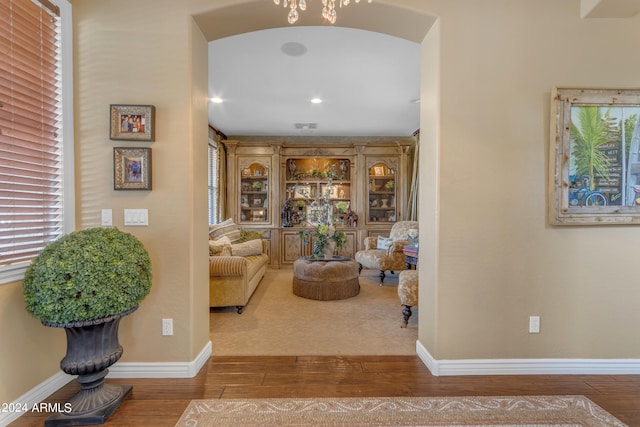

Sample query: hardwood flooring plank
[8,355,640,427]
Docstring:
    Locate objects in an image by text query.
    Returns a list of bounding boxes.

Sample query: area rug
[209,269,417,356]
[175,395,626,427]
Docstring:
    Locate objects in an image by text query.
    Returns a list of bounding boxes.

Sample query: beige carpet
[175,395,626,426]
[210,269,417,356]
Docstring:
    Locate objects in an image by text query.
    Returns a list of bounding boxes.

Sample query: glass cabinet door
[239,162,269,223]
[368,162,396,223]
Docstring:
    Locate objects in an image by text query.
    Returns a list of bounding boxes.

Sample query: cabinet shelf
[368,162,397,224]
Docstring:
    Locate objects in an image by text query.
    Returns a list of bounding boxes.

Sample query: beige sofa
[209,239,268,313]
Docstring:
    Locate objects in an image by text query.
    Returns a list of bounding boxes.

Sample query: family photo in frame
[110,104,156,141]
[114,147,152,190]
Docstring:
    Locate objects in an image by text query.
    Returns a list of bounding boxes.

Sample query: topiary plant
[23,227,152,325]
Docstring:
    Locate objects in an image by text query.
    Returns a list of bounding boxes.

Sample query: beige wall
[417,0,640,360]
[2,0,640,406]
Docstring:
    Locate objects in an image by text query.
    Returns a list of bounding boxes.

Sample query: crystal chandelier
[273,0,372,25]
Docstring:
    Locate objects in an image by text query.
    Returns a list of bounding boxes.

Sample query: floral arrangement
[297,180,346,259]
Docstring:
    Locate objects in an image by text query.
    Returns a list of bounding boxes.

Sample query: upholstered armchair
[355,221,418,285]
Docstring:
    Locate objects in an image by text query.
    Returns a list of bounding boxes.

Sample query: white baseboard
[2,341,212,426]
[108,340,212,378]
[0,371,73,426]
[416,339,640,376]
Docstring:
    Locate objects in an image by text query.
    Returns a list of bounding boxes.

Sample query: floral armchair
[354,221,418,285]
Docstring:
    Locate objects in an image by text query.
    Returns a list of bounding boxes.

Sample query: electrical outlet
[162,318,173,336]
[529,316,540,334]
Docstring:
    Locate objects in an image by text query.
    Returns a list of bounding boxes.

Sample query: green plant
[297,180,346,259]
[23,227,152,325]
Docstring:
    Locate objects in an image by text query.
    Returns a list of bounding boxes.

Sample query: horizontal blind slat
[0,0,64,267]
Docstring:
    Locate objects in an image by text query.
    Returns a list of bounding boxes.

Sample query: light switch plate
[101,209,112,226]
[124,209,148,226]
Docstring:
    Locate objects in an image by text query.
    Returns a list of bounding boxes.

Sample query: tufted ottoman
[398,270,418,327]
[293,258,360,300]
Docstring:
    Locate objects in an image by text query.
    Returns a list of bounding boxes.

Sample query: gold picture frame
[549,88,640,225]
[110,104,155,141]
[114,147,152,190]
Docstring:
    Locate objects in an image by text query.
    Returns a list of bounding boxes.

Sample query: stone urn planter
[22,227,152,426]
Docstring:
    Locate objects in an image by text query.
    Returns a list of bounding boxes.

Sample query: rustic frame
[549,88,640,225]
[114,147,152,190]
[110,104,155,141]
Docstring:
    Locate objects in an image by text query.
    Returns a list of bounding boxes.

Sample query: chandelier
[273,0,372,25]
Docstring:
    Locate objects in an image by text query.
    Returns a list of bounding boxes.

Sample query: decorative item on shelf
[297,180,346,259]
[281,198,293,227]
[252,181,262,191]
[288,159,297,178]
[385,180,394,191]
[380,198,389,208]
[273,0,372,25]
[335,201,349,226]
[339,159,349,179]
[346,209,358,227]
[22,227,152,425]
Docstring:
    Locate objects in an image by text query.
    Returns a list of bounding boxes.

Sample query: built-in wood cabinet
[367,161,397,223]
[223,137,415,267]
[239,162,269,224]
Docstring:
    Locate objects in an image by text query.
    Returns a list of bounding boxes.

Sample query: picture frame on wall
[110,104,155,141]
[114,147,151,190]
[549,88,640,225]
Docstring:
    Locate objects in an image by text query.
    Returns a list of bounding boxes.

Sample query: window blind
[0,0,64,266]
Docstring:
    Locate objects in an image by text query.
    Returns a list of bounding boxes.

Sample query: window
[0,0,74,284]
[208,137,218,225]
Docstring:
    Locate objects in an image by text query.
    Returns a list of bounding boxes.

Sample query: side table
[403,246,418,270]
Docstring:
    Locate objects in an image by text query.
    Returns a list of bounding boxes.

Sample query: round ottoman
[293,258,360,300]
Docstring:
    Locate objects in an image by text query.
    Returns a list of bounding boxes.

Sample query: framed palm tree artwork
[549,88,640,225]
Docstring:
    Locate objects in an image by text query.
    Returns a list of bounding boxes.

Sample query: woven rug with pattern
[175,395,626,427]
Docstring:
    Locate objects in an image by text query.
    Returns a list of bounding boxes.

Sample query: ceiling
[207,25,421,137]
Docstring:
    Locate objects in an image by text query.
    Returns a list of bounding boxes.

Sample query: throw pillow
[230,239,262,257]
[209,236,232,256]
[209,218,241,243]
[376,236,393,250]
[238,228,264,242]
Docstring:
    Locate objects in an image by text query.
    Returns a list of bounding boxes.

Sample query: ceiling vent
[294,123,318,130]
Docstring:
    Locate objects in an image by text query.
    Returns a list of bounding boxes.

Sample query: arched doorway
[193,0,438,355]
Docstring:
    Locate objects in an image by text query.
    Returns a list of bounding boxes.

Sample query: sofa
[209,220,268,313]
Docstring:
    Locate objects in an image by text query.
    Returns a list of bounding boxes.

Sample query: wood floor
[9,354,640,426]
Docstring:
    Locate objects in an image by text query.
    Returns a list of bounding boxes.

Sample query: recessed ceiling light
[311,98,323,104]
[211,97,223,103]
